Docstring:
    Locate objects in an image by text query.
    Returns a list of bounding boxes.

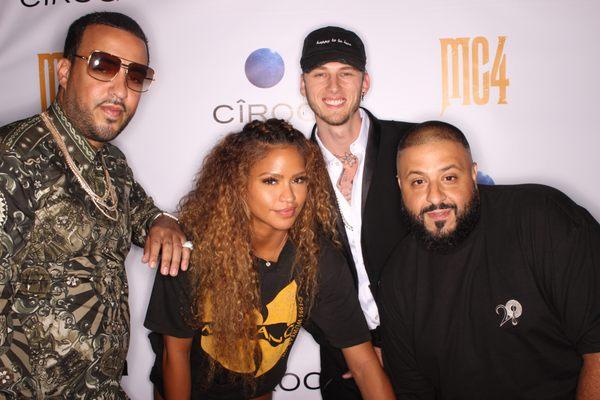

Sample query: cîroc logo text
[213,99,314,125]
[245,48,285,89]
[440,36,509,114]
[213,48,314,125]
[22,0,117,7]
[38,52,62,110]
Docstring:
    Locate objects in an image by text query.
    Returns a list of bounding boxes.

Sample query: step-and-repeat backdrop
[1,1,598,398]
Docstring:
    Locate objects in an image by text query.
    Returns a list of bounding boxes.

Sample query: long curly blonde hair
[178,119,338,386]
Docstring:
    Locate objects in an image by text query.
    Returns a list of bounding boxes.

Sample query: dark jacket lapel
[361,111,378,216]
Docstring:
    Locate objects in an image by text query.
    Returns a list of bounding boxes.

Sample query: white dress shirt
[315,108,380,330]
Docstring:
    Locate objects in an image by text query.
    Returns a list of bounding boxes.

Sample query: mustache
[99,98,127,112]
[419,202,457,218]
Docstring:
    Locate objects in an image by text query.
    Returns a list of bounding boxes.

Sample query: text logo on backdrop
[213,100,314,125]
[440,36,509,114]
[213,48,314,124]
[245,49,285,89]
[275,372,320,391]
[38,52,62,110]
[21,0,117,7]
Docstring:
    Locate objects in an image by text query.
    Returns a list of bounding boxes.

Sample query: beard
[401,187,481,253]
[61,92,132,144]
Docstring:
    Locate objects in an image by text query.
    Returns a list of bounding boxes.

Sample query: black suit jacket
[311,108,412,299]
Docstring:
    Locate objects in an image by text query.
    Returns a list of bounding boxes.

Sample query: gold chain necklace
[40,112,119,221]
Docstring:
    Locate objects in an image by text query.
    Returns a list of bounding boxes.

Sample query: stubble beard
[305,84,362,127]
[61,91,132,144]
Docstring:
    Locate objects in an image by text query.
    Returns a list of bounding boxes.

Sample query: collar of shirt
[49,101,102,172]
[315,108,370,165]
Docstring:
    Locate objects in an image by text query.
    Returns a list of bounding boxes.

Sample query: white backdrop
[1,1,599,399]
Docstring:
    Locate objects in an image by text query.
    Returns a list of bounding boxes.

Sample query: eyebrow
[258,172,283,178]
[440,164,462,172]
[257,170,307,178]
[404,164,462,177]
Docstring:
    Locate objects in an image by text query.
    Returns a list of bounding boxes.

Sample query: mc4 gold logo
[440,36,509,114]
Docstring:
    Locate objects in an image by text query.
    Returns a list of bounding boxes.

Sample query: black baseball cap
[300,26,366,73]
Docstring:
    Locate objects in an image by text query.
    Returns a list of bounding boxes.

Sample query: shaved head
[397,120,471,159]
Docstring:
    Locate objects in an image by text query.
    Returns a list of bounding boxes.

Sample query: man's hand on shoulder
[142,215,190,276]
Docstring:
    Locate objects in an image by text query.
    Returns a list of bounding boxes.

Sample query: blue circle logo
[245,48,285,88]
[476,171,495,185]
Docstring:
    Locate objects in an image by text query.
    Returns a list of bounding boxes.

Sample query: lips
[426,209,452,221]
[100,104,124,120]
[275,207,297,218]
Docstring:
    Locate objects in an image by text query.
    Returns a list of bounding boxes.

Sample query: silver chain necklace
[333,194,354,232]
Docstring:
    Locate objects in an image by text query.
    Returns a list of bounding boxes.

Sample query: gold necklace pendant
[41,112,119,221]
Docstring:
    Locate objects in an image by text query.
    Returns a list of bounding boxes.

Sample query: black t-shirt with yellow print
[144,238,370,399]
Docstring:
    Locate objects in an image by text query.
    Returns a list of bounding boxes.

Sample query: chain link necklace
[41,112,119,221]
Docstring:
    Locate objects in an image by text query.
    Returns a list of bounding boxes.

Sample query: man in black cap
[300,26,413,399]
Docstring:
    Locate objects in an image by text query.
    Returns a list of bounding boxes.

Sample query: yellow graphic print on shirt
[200,280,303,377]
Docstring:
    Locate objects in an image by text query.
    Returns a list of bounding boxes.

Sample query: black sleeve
[379,246,436,400]
[526,189,600,355]
[307,241,371,348]
[144,269,196,338]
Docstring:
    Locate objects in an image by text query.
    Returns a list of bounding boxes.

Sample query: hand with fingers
[142,214,191,276]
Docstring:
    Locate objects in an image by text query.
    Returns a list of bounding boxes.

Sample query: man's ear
[57,58,71,90]
[361,71,371,95]
[471,162,478,183]
[300,74,306,97]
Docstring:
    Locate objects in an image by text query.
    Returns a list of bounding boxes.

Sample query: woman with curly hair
[144,119,394,400]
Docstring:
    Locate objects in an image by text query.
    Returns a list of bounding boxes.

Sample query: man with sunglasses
[0,12,188,399]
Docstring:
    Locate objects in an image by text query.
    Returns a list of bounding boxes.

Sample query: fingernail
[161,268,168,275]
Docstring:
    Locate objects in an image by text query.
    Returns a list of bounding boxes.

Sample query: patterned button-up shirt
[0,102,161,399]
